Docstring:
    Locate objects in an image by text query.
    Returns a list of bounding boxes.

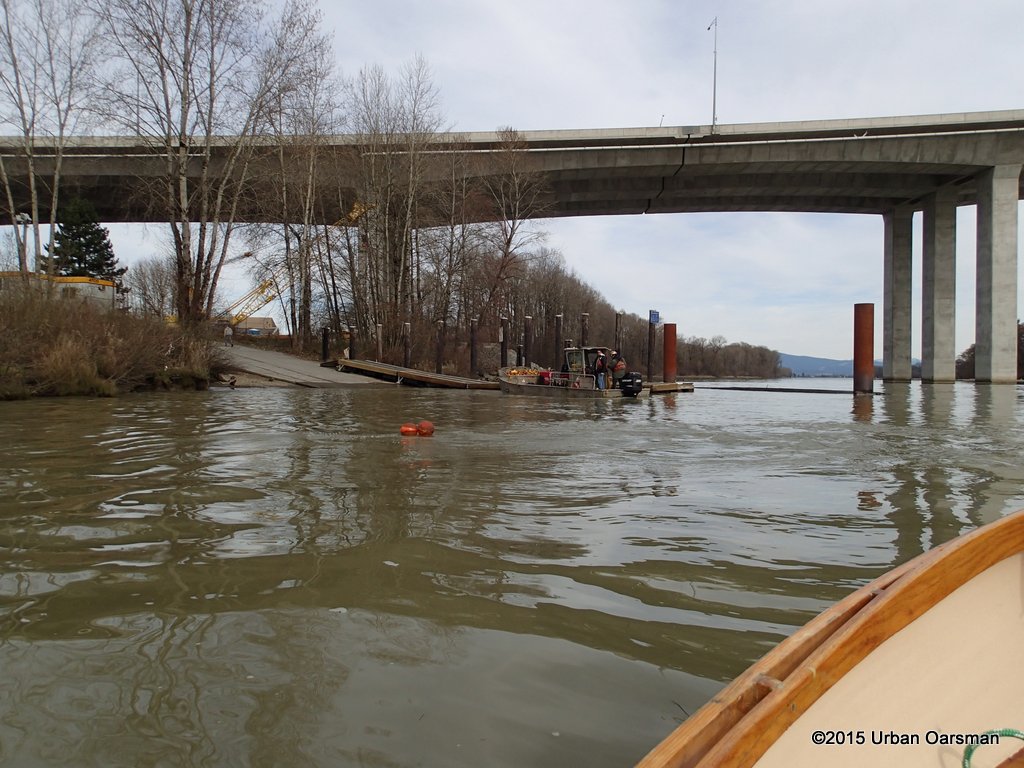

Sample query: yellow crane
[217,264,287,327]
[216,201,370,327]
[219,201,368,325]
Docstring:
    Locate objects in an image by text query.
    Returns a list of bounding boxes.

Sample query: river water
[1,380,1022,767]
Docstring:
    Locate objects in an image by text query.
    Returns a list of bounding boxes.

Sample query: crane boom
[216,266,287,326]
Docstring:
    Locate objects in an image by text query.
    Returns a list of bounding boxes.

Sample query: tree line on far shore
[955,322,1024,380]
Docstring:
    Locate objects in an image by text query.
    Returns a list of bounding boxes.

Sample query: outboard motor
[620,371,643,398]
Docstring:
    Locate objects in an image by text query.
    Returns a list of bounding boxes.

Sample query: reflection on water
[1,381,1022,766]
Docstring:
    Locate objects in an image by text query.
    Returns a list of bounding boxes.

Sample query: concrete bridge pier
[974,164,1021,384]
[921,189,957,382]
[885,166,1021,384]
[883,206,914,382]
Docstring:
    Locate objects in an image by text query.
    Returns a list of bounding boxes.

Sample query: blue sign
[649,310,660,324]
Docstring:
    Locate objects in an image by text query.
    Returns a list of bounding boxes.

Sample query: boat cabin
[561,346,613,376]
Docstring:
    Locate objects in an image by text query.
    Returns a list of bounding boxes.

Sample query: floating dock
[650,381,695,394]
[332,359,500,390]
[330,359,694,394]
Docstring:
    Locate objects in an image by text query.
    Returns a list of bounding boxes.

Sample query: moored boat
[498,346,644,399]
[637,508,1024,768]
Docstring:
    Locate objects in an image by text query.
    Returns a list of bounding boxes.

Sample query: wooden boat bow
[638,509,1024,768]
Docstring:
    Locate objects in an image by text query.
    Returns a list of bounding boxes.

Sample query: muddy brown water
[1,381,1022,766]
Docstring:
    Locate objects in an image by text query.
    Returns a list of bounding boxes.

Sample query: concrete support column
[921,189,957,382]
[975,165,1021,384]
[883,206,914,381]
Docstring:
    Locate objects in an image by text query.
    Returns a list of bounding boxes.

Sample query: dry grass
[0,289,220,399]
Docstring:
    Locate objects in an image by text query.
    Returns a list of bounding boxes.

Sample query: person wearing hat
[594,351,608,390]
[610,350,627,389]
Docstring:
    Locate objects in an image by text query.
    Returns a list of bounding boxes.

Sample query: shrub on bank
[0,289,222,399]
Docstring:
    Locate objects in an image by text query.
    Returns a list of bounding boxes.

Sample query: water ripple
[1,383,1022,766]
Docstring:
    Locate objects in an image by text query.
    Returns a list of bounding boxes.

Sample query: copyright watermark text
[810,730,1001,747]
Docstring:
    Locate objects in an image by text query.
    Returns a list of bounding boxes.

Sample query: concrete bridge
[3,109,1023,382]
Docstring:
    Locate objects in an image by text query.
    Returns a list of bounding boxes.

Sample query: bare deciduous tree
[90,0,331,325]
[0,0,99,273]
[249,0,339,347]
[475,126,550,327]
[342,55,444,346]
[125,255,175,318]
[412,133,489,336]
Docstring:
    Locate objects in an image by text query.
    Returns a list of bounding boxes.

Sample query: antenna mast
[708,17,718,133]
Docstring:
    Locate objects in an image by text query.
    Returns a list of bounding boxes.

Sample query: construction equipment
[218,202,370,325]
[216,264,287,326]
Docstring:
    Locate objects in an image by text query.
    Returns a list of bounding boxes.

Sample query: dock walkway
[650,382,695,394]
[225,345,690,394]
[335,359,500,389]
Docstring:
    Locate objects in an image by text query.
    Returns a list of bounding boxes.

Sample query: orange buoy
[417,420,435,437]
[400,423,419,436]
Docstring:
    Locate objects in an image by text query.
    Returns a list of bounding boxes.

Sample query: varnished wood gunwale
[637,509,1024,768]
[997,745,1024,767]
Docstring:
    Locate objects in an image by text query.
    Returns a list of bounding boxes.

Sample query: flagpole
[708,17,718,133]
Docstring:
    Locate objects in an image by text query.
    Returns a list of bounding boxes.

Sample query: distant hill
[779,353,854,377]
[780,353,913,378]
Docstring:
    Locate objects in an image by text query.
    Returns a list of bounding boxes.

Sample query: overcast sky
[114,0,1024,360]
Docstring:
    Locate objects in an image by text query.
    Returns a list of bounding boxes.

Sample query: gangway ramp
[334,359,499,390]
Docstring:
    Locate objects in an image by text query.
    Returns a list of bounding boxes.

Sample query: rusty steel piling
[854,303,875,394]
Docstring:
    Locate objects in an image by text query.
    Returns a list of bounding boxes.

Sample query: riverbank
[0,290,222,399]
[213,371,292,389]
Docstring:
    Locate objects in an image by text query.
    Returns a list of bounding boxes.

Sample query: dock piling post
[500,317,509,368]
[663,323,677,384]
[554,314,564,368]
[348,325,356,360]
[321,327,330,362]
[647,313,656,380]
[470,318,479,376]
[580,313,589,347]
[854,303,875,394]
[375,323,383,363]
[524,316,533,366]
[435,320,444,374]
[403,322,411,368]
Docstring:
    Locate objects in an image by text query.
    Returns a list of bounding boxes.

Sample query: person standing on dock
[223,324,234,347]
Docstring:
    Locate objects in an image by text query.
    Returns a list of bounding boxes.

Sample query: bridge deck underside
[1,120,1023,224]
[531,131,1024,217]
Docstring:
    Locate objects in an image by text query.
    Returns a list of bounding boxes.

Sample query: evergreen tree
[43,198,127,290]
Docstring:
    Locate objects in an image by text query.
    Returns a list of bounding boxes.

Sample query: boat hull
[638,509,1024,768]
[498,368,642,399]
